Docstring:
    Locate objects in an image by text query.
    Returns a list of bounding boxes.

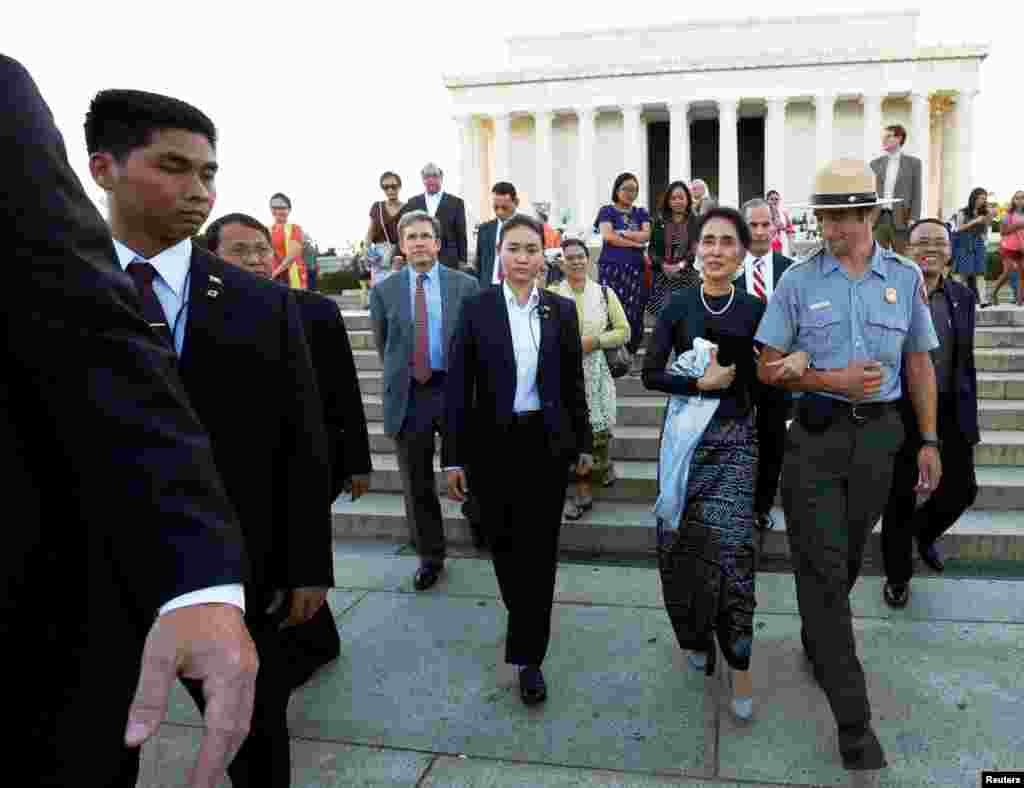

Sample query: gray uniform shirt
[755,243,938,403]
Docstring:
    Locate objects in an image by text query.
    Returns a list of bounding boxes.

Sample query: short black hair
[270,192,292,209]
[611,172,640,205]
[660,180,692,220]
[205,213,271,253]
[85,89,216,161]
[908,218,951,241]
[560,238,589,258]
[766,189,780,199]
[492,181,517,199]
[379,171,401,188]
[965,187,988,218]
[697,206,752,250]
[498,213,544,247]
[885,124,907,147]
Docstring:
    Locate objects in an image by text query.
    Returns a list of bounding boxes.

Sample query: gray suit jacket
[870,152,922,227]
[370,263,480,436]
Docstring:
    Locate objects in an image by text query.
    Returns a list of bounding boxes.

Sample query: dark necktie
[126,260,174,349]
[413,273,432,384]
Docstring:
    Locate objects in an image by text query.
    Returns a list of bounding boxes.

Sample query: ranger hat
[792,158,902,210]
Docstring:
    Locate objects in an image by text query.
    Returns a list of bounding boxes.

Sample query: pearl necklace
[700,284,735,315]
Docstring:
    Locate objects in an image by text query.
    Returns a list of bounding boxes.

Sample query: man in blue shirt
[370,211,479,590]
[756,160,941,773]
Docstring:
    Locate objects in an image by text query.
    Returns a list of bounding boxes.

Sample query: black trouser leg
[484,420,568,666]
[281,601,340,690]
[881,441,920,585]
[184,611,292,788]
[754,400,788,516]
[394,381,446,566]
[917,403,978,547]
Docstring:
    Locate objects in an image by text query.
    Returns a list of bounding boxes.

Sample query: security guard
[755,160,941,773]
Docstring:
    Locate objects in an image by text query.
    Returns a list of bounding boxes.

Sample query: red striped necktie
[753,257,767,303]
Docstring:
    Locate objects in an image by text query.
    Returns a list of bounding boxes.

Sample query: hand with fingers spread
[125,604,258,788]
[280,587,328,629]
[697,347,736,392]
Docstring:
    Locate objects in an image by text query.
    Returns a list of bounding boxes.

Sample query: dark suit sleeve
[455,197,468,264]
[325,300,372,487]
[474,222,484,282]
[277,291,333,588]
[1,55,247,619]
[911,157,922,222]
[443,295,477,468]
[560,299,593,457]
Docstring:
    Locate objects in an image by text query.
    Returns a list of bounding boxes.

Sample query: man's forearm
[906,355,937,436]
[760,363,842,395]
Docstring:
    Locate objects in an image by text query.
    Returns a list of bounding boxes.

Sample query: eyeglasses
[382,183,400,190]
[619,184,638,193]
[225,243,274,260]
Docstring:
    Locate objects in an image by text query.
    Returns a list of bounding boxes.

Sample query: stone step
[358,394,1024,432]
[975,348,1024,372]
[975,326,1024,349]
[977,372,1024,400]
[357,453,1024,510]
[365,422,1024,466]
[331,493,1024,561]
[976,305,1024,326]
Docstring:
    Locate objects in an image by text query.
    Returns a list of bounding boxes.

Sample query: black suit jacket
[443,286,592,470]
[735,251,794,410]
[733,250,793,295]
[179,249,332,592]
[293,290,373,501]
[474,218,499,285]
[400,193,468,267]
[898,277,979,445]
[1,55,247,782]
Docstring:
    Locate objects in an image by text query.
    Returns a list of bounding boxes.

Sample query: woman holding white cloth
[641,206,768,722]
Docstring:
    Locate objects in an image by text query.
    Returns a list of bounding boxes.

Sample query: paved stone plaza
[137,540,1023,788]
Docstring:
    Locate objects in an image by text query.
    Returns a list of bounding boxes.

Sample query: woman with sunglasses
[362,171,406,306]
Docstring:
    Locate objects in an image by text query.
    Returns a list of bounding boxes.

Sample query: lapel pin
[885,287,897,304]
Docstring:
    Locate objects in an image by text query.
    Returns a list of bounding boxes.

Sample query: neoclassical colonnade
[453,89,976,232]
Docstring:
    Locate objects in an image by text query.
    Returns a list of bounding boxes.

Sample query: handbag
[601,285,632,378]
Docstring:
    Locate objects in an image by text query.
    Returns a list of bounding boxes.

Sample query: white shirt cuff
[442,466,463,472]
[158,584,246,617]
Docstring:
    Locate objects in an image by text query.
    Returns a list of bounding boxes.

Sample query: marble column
[862,93,883,165]
[669,101,691,182]
[623,104,644,203]
[717,98,739,208]
[911,92,931,218]
[764,97,787,197]
[814,93,836,170]
[576,107,597,235]
[493,112,511,182]
[534,109,555,221]
[454,115,475,222]
[956,90,977,203]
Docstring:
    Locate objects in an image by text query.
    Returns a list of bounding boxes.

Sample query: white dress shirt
[741,251,775,301]
[883,151,901,201]
[504,282,542,413]
[491,219,505,285]
[114,238,245,618]
[424,190,444,218]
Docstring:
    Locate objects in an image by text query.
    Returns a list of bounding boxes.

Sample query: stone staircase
[331,289,1024,563]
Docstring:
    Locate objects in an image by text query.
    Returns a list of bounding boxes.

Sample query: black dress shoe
[838,724,887,771]
[518,665,547,705]
[755,512,775,531]
[413,564,442,591]
[883,581,910,608]
[918,541,945,572]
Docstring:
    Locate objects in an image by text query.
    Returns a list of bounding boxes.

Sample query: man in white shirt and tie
[870,124,921,254]
[737,198,794,530]
[474,181,519,285]
[400,162,469,269]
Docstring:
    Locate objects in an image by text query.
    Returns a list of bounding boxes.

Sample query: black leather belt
[797,394,895,432]
[511,410,544,427]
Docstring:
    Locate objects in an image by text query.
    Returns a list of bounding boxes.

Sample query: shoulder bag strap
[379,202,393,246]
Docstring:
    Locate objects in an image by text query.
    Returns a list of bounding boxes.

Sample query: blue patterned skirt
[953,233,987,275]
[599,255,648,352]
[656,410,758,674]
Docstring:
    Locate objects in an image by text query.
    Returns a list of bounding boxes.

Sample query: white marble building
[443,11,988,236]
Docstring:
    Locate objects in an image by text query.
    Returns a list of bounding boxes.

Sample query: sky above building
[6,0,1014,247]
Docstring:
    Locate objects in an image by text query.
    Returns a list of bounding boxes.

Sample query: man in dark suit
[881,218,979,608]
[87,89,331,787]
[474,181,519,285]
[206,212,373,686]
[445,214,592,707]
[371,210,480,590]
[3,56,257,788]
[737,198,795,530]
[400,162,468,269]
[870,124,922,255]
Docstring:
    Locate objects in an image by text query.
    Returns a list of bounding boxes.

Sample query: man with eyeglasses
[206,212,373,687]
[880,218,979,609]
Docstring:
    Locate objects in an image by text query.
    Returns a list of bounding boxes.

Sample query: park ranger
[755,159,941,773]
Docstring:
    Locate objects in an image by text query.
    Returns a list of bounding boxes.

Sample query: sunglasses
[382,184,400,190]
